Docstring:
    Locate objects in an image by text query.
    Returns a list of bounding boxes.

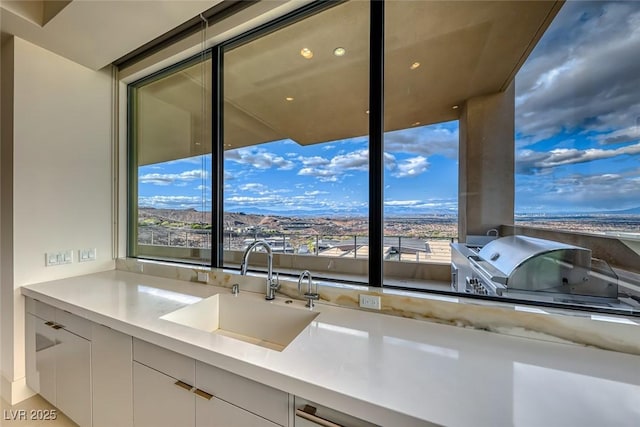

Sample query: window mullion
[369,0,384,287]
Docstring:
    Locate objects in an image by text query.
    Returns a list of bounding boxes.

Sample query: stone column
[458,82,515,241]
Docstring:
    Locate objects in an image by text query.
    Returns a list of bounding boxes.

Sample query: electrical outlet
[197,271,209,283]
[359,294,381,310]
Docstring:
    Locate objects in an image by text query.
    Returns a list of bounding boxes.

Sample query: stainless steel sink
[160,293,319,351]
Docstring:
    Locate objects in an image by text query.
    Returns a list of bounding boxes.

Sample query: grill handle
[468,256,509,286]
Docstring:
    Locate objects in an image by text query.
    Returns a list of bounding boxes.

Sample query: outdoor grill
[451,235,619,303]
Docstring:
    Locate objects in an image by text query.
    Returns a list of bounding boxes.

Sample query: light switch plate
[45,250,73,266]
[79,248,97,262]
[197,271,209,283]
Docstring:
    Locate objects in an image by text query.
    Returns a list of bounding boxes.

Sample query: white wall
[1,36,115,404]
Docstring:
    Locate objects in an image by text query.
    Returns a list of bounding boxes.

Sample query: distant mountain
[609,206,640,214]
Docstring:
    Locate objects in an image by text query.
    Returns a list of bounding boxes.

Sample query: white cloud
[384,124,458,158]
[516,142,640,175]
[304,190,329,196]
[298,167,339,182]
[384,200,422,206]
[515,1,640,146]
[298,156,330,167]
[518,169,640,211]
[225,148,294,170]
[391,156,429,178]
[139,169,208,186]
[297,149,368,182]
[239,183,267,192]
[139,195,209,209]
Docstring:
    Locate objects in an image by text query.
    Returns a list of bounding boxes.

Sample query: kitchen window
[128,0,639,316]
[220,0,371,281]
[128,54,212,265]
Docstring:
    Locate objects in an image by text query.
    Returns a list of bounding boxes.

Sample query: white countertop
[21,270,640,427]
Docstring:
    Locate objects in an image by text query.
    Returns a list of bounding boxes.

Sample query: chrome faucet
[240,240,279,300]
[298,270,319,309]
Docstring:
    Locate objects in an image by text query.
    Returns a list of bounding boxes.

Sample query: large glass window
[221,1,370,280]
[127,0,639,315]
[383,1,462,288]
[129,56,212,265]
[515,1,640,238]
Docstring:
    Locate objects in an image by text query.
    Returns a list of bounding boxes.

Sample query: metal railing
[137,227,457,262]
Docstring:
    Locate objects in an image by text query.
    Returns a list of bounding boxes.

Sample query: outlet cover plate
[359,294,381,310]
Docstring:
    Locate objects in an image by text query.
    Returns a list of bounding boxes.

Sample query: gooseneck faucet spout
[240,240,279,300]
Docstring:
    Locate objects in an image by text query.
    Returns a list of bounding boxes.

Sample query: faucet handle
[298,270,319,309]
[271,272,280,290]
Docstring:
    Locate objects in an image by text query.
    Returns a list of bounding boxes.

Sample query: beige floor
[0,395,77,427]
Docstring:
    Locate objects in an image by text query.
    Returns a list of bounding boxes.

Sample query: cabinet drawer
[56,309,92,340]
[133,338,194,384]
[196,394,280,427]
[196,361,288,426]
[27,298,56,321]
[133,361,195,427]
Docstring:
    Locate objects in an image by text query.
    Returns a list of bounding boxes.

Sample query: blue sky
[138,0,640,216]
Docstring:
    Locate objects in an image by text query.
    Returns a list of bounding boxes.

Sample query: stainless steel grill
[451,235,619,303]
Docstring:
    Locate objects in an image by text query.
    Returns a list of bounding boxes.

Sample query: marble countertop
[21,270,640,427]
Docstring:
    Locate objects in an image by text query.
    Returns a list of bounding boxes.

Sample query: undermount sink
[160,293,319,351]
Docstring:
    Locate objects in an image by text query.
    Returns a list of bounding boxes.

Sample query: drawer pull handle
[295,409,343,427]
[174,380,193,392]
[194,388,213,400]
[51,324,64,330]
[44,321,55,327]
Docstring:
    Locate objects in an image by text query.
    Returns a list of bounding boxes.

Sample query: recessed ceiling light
[285,97,294,101]
[333,47,346,57]
[412,121,421,126]
[300,48,313,59]
[452,105,459,110]
[409,62,420,70]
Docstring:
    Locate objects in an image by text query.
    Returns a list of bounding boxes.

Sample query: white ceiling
[0,0,222,70]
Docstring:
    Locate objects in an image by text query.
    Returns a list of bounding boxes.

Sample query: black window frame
[126,0,640,318]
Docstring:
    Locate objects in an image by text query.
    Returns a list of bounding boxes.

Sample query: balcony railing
[137,226,456,263]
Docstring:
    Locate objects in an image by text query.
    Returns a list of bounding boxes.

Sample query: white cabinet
[195,360,284,427]
[196,394,278,427]
[25,299,92,427]
[92,324,133,427]
[56,327,92,427]
[133,361,195,427]
[132,338,288,427]
[28,313,57,404]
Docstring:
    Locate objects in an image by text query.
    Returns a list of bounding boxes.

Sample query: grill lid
[477,235,591,278]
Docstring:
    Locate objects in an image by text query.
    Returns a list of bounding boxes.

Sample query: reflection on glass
[222,1,370,280]
[131,58,212,265]
[384,1,461,277]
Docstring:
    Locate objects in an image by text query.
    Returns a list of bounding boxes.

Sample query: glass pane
[222,1,370,281]
[384,2,460,289]
[130,57,212,265]
[515,1,640,233]
[514,0,640,313]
